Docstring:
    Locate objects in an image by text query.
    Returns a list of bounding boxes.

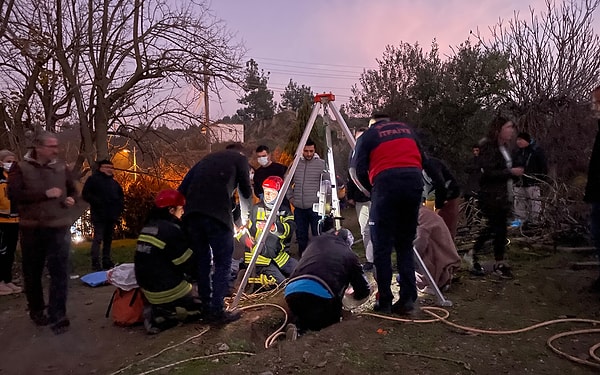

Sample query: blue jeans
[21,226,70,323]
[370,169,423,306]
[294,207,319,256]
[184,215,234,314]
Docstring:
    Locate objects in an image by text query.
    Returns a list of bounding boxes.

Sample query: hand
[510,167,525,176]
[46,187,62,198]
[64,197,75,207]
[244,236,255,249]
[270,223,276,232]
[347,199,355,207]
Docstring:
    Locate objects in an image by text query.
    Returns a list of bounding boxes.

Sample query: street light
[122,146,138,180]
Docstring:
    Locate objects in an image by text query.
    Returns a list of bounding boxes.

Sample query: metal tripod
[229,93,451,311]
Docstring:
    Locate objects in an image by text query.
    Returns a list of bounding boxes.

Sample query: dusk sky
[206,0,597,118]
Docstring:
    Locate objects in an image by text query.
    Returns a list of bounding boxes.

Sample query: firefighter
[237,176,297,286]
[350,114,424,315]
[134,189,200,334]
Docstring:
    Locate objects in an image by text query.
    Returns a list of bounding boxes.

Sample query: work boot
[203,309,242,325]
[373,300,392,314]
[102,260,115,270]
[391,300,415,315]
[470,262,485,277]
[50,318,70,335]
[91,259,102,272]
[29,311,50,326]
[493,263,513,279]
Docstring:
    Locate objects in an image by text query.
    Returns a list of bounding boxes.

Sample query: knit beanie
[517,132,531,144]
[0,149,15,162]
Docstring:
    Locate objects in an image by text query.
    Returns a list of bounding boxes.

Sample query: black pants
[370,169,423,306]
[473,192,510,262]
[91,219,116,266]
[285,292,341,331]
[21,226,70,323]
[0,223,19,283]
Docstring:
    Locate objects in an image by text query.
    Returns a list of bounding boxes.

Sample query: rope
[361,306,600,370]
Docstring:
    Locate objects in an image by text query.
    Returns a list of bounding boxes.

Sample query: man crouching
[284,228,370,334]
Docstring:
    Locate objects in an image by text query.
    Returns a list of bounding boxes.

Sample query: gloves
[244,235,255,249]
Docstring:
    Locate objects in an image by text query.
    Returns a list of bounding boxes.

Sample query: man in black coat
[82,159,124,271]
[512,132,548,226]
[178,143,252,324]
[284,228,370,333]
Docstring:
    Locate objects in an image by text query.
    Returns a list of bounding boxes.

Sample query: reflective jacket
[237,202,295,268]
[134,216,195,305]
[0,170,18,223]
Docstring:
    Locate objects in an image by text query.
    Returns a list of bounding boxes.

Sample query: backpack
[105,288,145,326]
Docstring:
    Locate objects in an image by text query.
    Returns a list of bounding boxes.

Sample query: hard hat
[262,176,284,191]
[155,189,185,208]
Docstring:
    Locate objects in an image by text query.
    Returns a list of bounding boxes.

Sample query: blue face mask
[2,162,12,171]
[257,156,269,166]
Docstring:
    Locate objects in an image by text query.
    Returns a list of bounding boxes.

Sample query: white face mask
[2,162,12,170]
[257,156,269,166]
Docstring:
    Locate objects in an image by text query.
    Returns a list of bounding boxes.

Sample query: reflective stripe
[138,234,166,249]
[172,248,193,266]
[244,252,271,266]
[142,280,192,304]
[273,251,290,268]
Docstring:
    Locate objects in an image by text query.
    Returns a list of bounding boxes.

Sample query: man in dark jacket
[253,145,287,200]
[178,143,252,324]
[82,159,124,271]
[586,86,600,293]
[284,229,370,333]
[350,114,424,315]
[512,132,548,226]
[8,131,78,334]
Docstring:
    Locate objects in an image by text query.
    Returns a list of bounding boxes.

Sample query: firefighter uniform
[237,201,297,284]
[350,116,424,313]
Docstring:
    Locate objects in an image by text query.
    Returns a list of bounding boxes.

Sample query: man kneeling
[135,189,201,334]
[284,228,370,333]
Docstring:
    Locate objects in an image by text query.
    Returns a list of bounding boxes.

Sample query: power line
[250,55,377,70]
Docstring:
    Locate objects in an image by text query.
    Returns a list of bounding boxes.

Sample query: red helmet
[155,189,185,208]
[262,176,284,191]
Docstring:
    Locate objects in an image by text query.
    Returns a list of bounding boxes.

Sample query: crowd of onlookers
[2,89,599,336]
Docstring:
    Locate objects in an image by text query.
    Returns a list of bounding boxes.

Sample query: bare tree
[0,0,245,171]
[475,0,600,177]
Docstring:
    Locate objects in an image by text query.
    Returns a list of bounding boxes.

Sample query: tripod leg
[230,101,322,311]
[413,246,453,307]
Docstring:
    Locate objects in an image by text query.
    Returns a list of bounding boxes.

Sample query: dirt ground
[1,212,600,374]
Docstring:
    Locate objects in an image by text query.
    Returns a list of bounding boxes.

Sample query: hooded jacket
[8,151,77,228]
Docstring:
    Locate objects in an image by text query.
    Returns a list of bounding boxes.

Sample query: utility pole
[203,57,211,153]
